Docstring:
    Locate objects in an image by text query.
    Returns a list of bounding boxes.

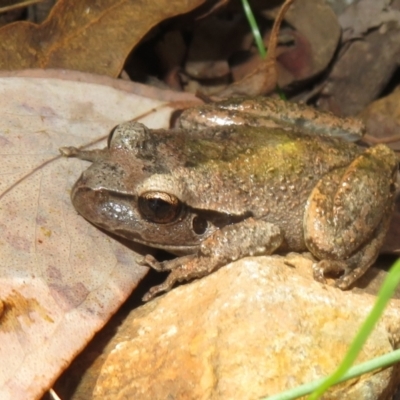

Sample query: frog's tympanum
[61,97,398,300]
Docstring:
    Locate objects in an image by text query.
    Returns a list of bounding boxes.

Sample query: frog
[60,97,398,301]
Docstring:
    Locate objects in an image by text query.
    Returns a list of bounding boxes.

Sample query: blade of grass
[262,347,400,400]
[241,0,266,58]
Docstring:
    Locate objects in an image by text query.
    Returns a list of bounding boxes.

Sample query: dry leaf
[263,0,341,88]
[339,0,400,41]
[216,0,294,98]
[317,0,400,116]
[359,88,400,150]
[0,69,198,400]
[0,0,205,76]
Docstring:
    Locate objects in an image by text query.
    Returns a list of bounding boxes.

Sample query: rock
[71,254,400,399]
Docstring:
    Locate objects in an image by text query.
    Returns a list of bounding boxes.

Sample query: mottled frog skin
[61,97,398,300]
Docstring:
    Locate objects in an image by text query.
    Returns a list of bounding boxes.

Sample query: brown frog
[60,97,398,301]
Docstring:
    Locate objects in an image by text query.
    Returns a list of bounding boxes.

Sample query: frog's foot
[312,260,346,285]
[313,258,370,289]
[141,254,214,301]
[312,259,367,289]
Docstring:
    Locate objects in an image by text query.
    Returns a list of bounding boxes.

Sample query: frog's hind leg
[304,144,397,288]
[312,206,393,289]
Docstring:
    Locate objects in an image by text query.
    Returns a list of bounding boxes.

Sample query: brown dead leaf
[263,0,341,88]
[0,0,41,14]
[339,0,400,41]
[209,0,340,97]
[216,0,295,98]
[0,0,205,76]
[0,69,198,400]
[358,88,400,151]
[317,0,400,116]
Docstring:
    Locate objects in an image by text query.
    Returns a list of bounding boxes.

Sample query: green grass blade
[241,0,266,58]
[262,347,400,400]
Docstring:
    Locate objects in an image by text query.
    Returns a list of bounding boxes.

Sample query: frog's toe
[142,270,182,301]
[59,146,80,157]
[334,265,368,290]
[335,274,356,290]
[138,254,163,270]
[142,282,170,301]
[312,259,350,287]
[312,262,327,284]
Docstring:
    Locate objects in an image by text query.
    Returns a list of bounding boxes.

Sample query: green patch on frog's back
[178,126,362,181]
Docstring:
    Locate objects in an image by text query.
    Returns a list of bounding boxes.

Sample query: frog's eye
[138,191,182,224]
[107,125,119,148]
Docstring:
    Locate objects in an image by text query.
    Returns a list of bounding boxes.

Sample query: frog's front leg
[141,218,283,301]
[304,144,397,288]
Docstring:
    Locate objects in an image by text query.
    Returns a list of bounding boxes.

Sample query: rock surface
[69,254,400,400]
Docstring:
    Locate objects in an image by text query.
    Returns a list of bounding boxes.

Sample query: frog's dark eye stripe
[138,191,182,224]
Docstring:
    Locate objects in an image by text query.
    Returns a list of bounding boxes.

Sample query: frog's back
[173,125,361,212]
[161,125,361,251]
